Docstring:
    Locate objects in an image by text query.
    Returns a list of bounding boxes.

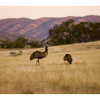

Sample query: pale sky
[0,6,100,20]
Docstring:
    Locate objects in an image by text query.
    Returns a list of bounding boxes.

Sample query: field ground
[0,41,100,94]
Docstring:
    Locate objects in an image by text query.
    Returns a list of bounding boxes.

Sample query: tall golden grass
[0,41,100,94]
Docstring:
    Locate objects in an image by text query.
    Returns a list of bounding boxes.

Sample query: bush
[15,41,25,48]
[15,36,28,46]
[28,41,43,48]
[0,36,42,49]
[0,38,16,48]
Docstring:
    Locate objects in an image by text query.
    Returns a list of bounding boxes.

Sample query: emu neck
[45,45,48,52]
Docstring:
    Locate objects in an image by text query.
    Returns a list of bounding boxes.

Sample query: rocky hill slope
[0,15,100,40]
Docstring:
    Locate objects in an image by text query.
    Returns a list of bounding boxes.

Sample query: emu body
[30,42,48,65]
[63,54,73,64]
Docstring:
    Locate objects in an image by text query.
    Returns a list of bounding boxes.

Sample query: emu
[63,54,73,64]
[30,42,48,65]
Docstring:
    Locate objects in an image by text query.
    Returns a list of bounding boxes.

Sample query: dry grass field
[0,41,100,94]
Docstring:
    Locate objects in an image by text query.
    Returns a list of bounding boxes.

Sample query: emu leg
[67,59,71,64]
[36,61,37,66]
[36,60,38,66]
[36,59,39,66]
[38,59,40,65]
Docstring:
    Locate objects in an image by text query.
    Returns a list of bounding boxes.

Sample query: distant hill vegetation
[0,15,100,40]
[0,32,40,41]
[0,36,43,49]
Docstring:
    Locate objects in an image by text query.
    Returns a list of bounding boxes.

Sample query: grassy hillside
[0,41,100,94]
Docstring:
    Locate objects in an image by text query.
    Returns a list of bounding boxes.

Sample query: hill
[0,32,40,41]
[0,15,100,40]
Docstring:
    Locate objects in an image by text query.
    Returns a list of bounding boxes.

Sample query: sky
[0,6,100,20]
[0,0,100,20]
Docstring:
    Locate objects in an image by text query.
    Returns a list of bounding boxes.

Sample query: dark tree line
[45,19,100,46]
[1,19,100,48]
[0,36,43,48]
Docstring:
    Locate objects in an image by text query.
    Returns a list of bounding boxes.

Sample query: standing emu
[63,54,73,64]
[30,42,48,65]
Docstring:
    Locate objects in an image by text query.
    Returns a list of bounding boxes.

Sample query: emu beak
[46,42,48,45]
[30,57,32,60]
[70,62,72,64]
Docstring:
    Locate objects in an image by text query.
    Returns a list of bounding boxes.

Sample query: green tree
[28,41,43,48]
[15,36,28,46]
[0,37,16,48]
[71,22,91,43]
[14,40,25,48]
[89,22,100,41]
[47,19,75,45]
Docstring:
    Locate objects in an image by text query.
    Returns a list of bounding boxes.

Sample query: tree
[0,37,16,48]
[15,36,28,46]
[46,19,100,46]
[14,40,25,48]
[71,22,91,43]
[89,22,100,41]
[0,37,25,48]
[47,19,75,45]
[28,41,43,48]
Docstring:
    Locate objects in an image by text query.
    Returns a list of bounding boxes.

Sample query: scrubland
[0,41,100,94]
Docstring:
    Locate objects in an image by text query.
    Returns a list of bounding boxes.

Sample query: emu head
[30,53,35,60]
[45,42,48,46]
[45,42,48,51]
[69,61,72,64]
[63,56,67,61]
